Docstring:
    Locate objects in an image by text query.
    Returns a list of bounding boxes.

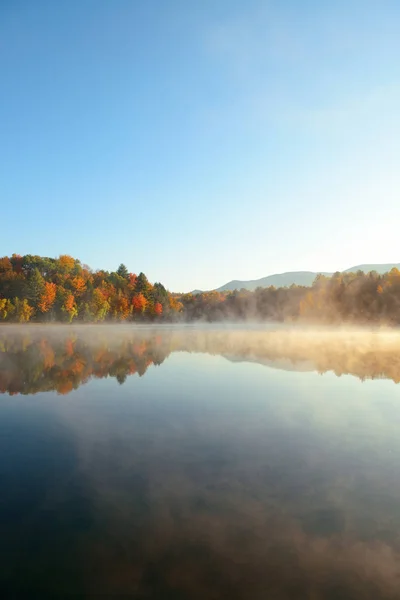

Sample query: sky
[1,0,400,292]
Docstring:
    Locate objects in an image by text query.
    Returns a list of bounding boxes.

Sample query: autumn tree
[14,298,34,323]
[70,276,86,295]
[129,273,137,288]
[109,290,130,320]
[0,257,12,274]
[10,254,23,274]
[132,293,147,316]
[0,298,15,321]
[38,282,57,314]
[90,288,110,321]
[57,255,75,274]
[62,294,78,322]
[154,302,163,316]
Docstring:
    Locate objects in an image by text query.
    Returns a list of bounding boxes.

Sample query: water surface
[1,325,400,598]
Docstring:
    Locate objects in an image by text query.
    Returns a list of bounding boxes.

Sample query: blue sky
[1,0,400,292]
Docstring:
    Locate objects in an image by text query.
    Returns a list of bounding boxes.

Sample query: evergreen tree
[116,263,129,279]
[27,268,45,309]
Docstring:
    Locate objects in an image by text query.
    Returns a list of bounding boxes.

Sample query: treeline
[178,269,400,324]
[1,254,400,324]
[0,254,182,322]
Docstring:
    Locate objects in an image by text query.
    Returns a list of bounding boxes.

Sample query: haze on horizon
[1,0,399,292]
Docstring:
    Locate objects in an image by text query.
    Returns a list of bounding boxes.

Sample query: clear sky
[1,0,400,292]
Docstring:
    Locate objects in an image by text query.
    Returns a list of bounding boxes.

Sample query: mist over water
[1,324,400,598]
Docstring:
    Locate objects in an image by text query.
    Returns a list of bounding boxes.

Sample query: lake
[1,325,400,599]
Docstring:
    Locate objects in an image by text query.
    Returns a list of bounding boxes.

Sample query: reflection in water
[1,325,400,395]
[1,325,400,598]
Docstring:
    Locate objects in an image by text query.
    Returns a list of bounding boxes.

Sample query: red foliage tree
[132,293,147,314]
[154,302,163,316]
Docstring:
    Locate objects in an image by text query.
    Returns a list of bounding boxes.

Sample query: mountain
[191,263,400,294]
[344,264,400,274]
[214,271,331,292]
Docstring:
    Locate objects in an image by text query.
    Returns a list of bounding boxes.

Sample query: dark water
[1,325,400,599]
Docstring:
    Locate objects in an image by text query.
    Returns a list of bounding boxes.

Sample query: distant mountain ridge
[343,264,400,275]
[215,271,331,292]
[191,263,400,294]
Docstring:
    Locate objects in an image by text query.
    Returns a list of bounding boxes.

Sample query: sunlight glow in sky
[1,0,400,291]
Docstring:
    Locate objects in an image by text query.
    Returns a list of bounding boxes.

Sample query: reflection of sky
[2,344,400,597]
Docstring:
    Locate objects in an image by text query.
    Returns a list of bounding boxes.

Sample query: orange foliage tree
[38,282,57,313]
[63,294,78,322]
[70,276,87,295]
[58,255,75,272]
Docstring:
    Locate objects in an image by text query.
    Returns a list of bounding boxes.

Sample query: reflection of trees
[0,328,171,395]
[1,326,400,395]
[173,329,400,384]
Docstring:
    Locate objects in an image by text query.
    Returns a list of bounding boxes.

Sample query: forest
[0,254,180,322]
[1,254,400,324]
[179,269,400,324]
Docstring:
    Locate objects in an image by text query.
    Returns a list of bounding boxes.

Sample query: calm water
[1,325,400,599]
